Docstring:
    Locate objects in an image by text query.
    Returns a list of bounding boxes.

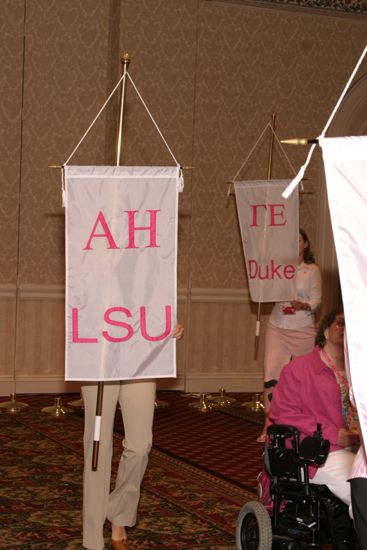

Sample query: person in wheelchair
[269,306,359,513]
[235,308,360,550]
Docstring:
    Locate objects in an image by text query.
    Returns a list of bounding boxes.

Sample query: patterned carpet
[146,392,264,493]
[0,392,262,549]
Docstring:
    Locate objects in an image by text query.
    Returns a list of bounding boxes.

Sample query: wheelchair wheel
[235,500,272,550]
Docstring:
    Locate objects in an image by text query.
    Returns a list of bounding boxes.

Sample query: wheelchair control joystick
[299,423,330,466]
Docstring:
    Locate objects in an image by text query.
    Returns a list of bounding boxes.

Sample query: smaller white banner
[320,136,367,454]
[65,165,181,382]
[234,180,298,303]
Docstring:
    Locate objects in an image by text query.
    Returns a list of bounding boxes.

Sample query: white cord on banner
[229,122,299,192]
[231,122,271,182]
[63,73,127,167]
[282,143,317,198]
[60,73,127,205]
[283,43,367,199]
[269,125,305,190]
[126,73,180,167]
[270,128,298,177]
[61,70,182,204]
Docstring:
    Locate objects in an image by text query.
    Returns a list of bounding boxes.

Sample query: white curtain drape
[320,136,367,453]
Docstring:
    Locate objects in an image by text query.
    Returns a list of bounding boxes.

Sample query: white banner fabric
[234,180,298,303]
[320,136,367,453]
[65,166,181,381]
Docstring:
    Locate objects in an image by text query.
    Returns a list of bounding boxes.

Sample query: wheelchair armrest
[268,424,301,438]
[265,425,301,479]
[299,434,330,466]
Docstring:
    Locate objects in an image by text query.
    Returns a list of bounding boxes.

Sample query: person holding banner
[269,307,359,512]
[82,323,184,550]
[257,229,322,442]
[344,335,367,549]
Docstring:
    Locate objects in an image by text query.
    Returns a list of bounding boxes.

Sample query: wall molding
[0,284,251,304]
[0,373,261,396]
[0,284,16,300]
[190,287,250,303]
[0,375,82,396]
[19,284,65,301]
[0,285,257,396]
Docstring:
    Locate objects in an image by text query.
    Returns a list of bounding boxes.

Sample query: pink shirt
[269,346,347,476]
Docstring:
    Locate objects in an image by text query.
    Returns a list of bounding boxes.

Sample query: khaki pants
[82,380,156,550]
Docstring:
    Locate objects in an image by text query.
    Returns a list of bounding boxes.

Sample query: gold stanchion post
[189,393,213,413]
[0,393,29,414]
[42,396,73,416]
[208,388,237,408]
[242,392,265,412]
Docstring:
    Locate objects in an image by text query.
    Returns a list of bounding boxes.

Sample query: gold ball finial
[121,52,131,65]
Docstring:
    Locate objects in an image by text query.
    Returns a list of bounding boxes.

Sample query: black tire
[235,500,272,550]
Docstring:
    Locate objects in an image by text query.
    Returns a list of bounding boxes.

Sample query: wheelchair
[236,424,356,549]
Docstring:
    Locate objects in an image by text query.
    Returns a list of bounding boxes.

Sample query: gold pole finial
[281,138,318,145]
[121,52,131,65]
[267,113,276,180]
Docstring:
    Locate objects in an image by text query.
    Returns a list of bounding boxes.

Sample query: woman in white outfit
[257,229,322,442]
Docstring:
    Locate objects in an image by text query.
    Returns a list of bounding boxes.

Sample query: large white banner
[65,165,181,381]
[234,180,298,302]
[320,136,367,452]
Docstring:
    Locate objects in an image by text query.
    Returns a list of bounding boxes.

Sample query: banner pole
[116,53,131,165]
[92,52,131,472]
[254,112,276,359]
[267,112,276,180]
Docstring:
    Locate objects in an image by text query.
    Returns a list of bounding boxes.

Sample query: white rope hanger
[231,122,271,183]
[227,120,299,198]
[61,71,183,205]
[63,72,127,167]
[63,72,180,168]
[126,73,180,168]
[283,43,367,199]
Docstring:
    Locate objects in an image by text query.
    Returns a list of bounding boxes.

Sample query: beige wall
[1,0,367,395]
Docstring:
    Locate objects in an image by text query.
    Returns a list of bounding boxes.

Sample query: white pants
[312,449,355,516]
[82,380,156,550]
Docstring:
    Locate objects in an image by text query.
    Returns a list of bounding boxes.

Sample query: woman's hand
[172,324,184,340]
[291,300,310,311]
